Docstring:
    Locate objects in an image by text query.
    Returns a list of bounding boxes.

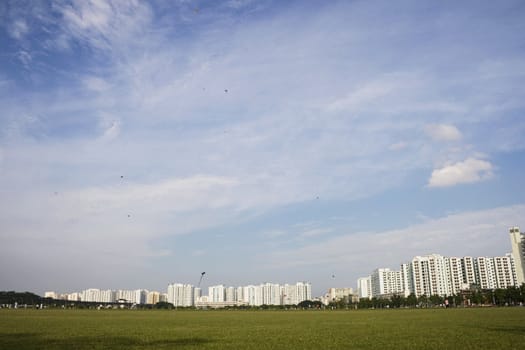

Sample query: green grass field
[1,308,524,349]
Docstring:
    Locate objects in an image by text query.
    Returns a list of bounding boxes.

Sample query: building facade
[509,226,525,285]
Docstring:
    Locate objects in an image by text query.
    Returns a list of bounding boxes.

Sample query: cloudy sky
[1,0,524,297]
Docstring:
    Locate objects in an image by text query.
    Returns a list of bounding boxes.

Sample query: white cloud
[55,0,153,53]
[424,123,462,142]
[326,79,395,113]
[428,158,494,187]
[0,174,242,286]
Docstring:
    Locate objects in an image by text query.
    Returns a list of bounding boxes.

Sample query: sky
[1,0,525,297]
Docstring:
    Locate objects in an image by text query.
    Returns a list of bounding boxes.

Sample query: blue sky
[1,0,525,297]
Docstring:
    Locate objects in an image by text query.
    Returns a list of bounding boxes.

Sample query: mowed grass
[1,308,524,349]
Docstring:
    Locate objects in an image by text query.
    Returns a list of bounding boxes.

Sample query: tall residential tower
[509,226,525,285]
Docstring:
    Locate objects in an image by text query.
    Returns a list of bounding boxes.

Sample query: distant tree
[358,298,372,309]
[429,294,443,307]
[451,294,463,307]
[406,293,418,307]
[0,291,42,305]
[418,295,428,307]
[297,300,322,309]
[493,289,506,306]
[507,286,521,305]
[390,295,405,308]
[154,301,174,309]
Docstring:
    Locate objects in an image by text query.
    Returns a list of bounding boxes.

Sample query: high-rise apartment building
[327,287,354,302]
[282,284,298,305]
[167,283,194,307]
[262,283,281,305]
[146,291,160,305]
[225,286,236,302]
[410,254,451,297]
[493,255,516,288]
[209,285,225,303]
[461,256,477,286]
[359,227,523,298]
[509,226,525,285]
[400,263,413,297]
[446,257,464,295]
[370,268,403,297]
[476,257,497,289]
[242,285,262,306]
[357,276,371,299]
[296,282,312,303]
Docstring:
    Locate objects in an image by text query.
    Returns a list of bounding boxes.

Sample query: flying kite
[198,272,206,287]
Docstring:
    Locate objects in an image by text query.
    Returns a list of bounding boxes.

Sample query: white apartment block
[66,292,80,301]
[357,277,371,299]
[509,226,525,285]
[209,285,225,303]
[44,291,58,299]
[297,282,312,303]
[462,256,477,285]
[282,284,299,305]
[116,290,135,303]
[370,268,403,297]
[242,285,263,306]
[146,291,160,305]
[400,263,413,297]
[476,257,497,289]
[167,283,194,307]
[493,255,516,288]
[446,257,464,295]
[48,282,312,308]
[411,254,445,297]
[327,287,354,302]
[360,251,520,298]
[193,288,201,303]
[225,286,236,302]
[262,283,281,305]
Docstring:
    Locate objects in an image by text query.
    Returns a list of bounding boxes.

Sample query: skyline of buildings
[44,227,525,305]
[510,226,525,285]
[45,281,313,308]
[357,227,525,299]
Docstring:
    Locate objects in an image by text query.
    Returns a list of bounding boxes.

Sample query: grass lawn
[1,308,524,349]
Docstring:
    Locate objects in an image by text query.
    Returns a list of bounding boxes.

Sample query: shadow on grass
[0,333,213,349]
[483,325,525,336]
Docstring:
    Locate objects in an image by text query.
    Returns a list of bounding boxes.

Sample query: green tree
[429,294,443,307]
[154,301,174,309]
[406,293,418,307]
[419,295,428,308]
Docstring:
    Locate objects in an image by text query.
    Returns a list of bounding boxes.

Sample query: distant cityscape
[45,282,313,308]
[45,227,525,307]
[357,227,525,299]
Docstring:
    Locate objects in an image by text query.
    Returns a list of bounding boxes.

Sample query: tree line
[3,285,525,310]
[329,284,525,309]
